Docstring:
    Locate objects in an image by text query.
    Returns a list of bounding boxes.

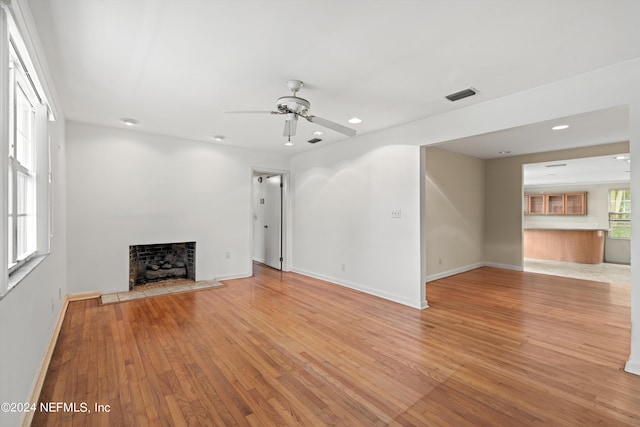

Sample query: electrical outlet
[225,251,231,259]
[391,209,402,218]
[341,264,346,272]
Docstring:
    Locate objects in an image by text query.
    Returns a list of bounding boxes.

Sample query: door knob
[264,225,268,228]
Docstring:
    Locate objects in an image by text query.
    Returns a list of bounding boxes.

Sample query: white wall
[0,118,67,427]
[65,121,290,294]
[425,147,485,280]
[291,135,425,309]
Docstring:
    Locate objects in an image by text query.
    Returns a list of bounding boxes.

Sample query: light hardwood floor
[33,264,640,426]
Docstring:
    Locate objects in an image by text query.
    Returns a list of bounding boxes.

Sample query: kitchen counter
[523,228,606,264]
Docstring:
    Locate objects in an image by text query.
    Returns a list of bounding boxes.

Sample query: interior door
[264,175,283,270]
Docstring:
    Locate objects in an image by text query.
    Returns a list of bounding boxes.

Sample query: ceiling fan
[224,80,357,140]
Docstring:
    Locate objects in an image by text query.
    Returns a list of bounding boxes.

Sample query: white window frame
[1,5,52,298]
[608,188,631,240]
[8,42,38,273]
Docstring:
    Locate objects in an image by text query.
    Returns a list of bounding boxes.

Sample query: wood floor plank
[32,264,640,426]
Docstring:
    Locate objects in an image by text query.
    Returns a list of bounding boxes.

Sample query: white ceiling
[434,106,630,160]
[27,0,640,154]
[524,154,630,187]
[440,105,631,185]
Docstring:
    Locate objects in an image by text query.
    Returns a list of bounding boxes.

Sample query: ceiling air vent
[307,138,322,144]
[545,163,567,168]
[445,88,477,102]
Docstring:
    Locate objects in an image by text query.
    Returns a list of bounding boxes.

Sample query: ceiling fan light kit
[225,79,357,141]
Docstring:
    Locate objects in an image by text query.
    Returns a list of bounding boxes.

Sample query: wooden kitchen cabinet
[526,194,545,215]
[546,194,565,215]
[564,192,587,215]
[524,192,587,216]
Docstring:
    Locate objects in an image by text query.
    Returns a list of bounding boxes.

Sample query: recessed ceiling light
[283,141,294,147]
[348,117,362,124]
[498,151,511,155]
[313,131,324,136]
[552,124,569,130]
[122,118,139,126]
[211,135,226,142]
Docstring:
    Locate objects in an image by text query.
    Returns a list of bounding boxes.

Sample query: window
[8,44,38,273]
[1,5,53,296]
[609,188,631,239]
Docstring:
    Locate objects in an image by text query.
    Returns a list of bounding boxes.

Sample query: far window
[608,188,631,239]
[1,6,53,297]
[8,44,38,273]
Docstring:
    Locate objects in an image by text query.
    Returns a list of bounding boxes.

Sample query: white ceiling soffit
[26,0,640,154]
[524,154,630,187]
[437,105,630,160]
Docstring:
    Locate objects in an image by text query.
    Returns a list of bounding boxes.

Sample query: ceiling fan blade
[223,110,281,114]
[283,117,298,137]
[307,115,356,137]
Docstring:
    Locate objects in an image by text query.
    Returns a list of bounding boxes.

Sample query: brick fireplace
[129,242,196,289]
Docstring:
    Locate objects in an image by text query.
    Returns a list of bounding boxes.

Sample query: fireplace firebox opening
[129,242,196,289]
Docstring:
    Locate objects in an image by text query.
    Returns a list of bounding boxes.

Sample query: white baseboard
[426,263,484,282]
[293,262,526,310]
[292,268,426,309]
[214,272,252,281]
[426,262,523,283]
[625,359,640,376]
[483,262,524,271]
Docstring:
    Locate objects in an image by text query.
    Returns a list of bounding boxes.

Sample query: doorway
[252,170,287,271]
[522,154,631,285]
